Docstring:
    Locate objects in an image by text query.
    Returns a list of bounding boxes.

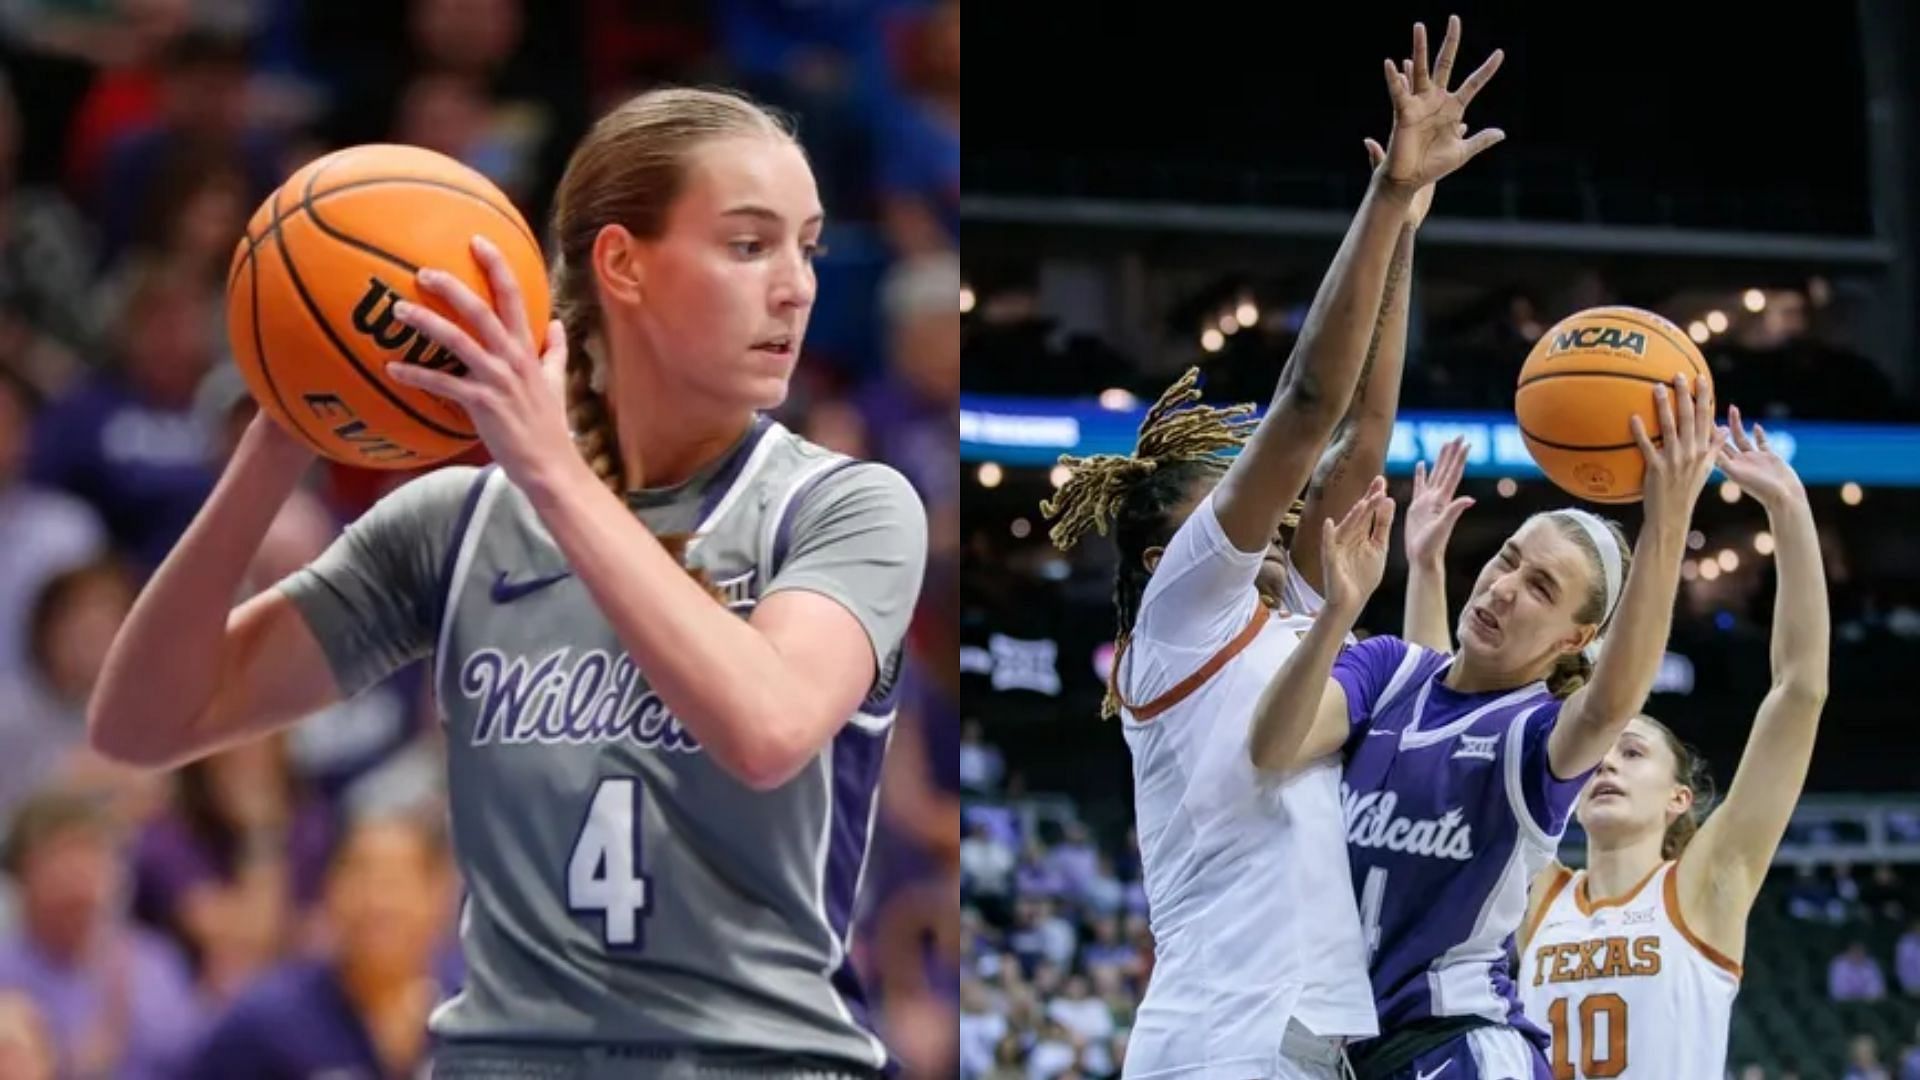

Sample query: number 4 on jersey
[568,778,654,947]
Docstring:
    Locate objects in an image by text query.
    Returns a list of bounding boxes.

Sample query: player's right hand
[1405,436,1474,567]
[1379,15,1505,193]
[1631,374,1722,526]
[1322,476,1396,616]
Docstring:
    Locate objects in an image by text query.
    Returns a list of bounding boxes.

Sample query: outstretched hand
[1406,436,1474,567]
[1379,15,1506,194]
[1322,476,1396,616]
[1715,405,1807,512]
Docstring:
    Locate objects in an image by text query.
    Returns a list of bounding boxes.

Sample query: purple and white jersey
[1331,635,1594,1044]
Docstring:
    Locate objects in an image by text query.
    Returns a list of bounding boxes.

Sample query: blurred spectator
[961,720,1005,793]
[0,789,202,1079]
[0,989,56,1080]
[0,368,106,678]
[1044,975,1113,1073]
[181,812,455,1078]
[1830,942,1888,1002]
[1898,920,1920,996]
[876,0,957,255]
[0,560,137,822]
[0,76,98,388]
[132,738,333,999]
[959,976,1007,1080]
[1901,1020,1920,1080]
[27,265,218,572]
[90,29,284,264]
[1847,1033,1893,1080]
[1865,863,1909,923]
[984,1034,1026,1080]
[962,821,1015,902]
[866,252,960,527]
[1788,861,1848,924]
[1025,1016,1081,1080]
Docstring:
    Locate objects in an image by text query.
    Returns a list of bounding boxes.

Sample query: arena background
[960,4,1920,1079]
[0,1,957,1077]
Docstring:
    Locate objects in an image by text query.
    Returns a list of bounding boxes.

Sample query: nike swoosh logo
[491,569,572,603]
[1415,1063,1453,1080]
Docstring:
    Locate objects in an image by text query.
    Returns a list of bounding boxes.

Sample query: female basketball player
[89,87,928,1079]
[1247,374,1723,1080]
[1511,411,1826,1079]
[1041,17,1506,1079]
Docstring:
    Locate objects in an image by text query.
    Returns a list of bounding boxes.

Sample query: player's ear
[592,224,643,306]
[1143,546,1165,573]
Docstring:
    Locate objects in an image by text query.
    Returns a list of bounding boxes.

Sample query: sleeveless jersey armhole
[1663,855,1745,979]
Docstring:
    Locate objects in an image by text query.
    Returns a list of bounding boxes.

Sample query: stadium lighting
[1219,314,1240,335]
[977,463,1003,489]
[1718,549,1740,572]
[1687,530,1705,550]
[1099,388,1138,410]
[1681,560,1699,582]
[1050,464,1072,488]
[1706,311,1729,334]
[961,285,976,314]
[1010,518,1032,539]
[1201,328,1225,353]
[1719,481,1741,504]
[1699,560,1722,582]
[1743,289,1766,313]
[1841,482,1863,505]
[1754,531,1775,556]
[1688,321,1711,344]
[1496,478,1518,498]
[1236,301,1259,328]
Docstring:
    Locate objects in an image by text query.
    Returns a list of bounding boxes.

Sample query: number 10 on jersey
[568,778,654,947]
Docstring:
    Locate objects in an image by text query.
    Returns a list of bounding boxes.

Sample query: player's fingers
[1442,496,1476,528]
[472,235,534,357]
[1754,423,1771,451]
[1454,48,1504,109]
[1384,59,1407,105]
[1460,128,1507,162]
[1670,376,1697,451]
[1432,13,1461,89]
[387,359,476,406]
[1630,413,1658,465]
[1727,404,1752,453]
[413,269,514,362]
[541,319,568,386]
[1372,496,1398,545]
[1413,460,1428,493]
[1365,138,1386,169]
[1696,378,1717,451]
[1411,22,1431,91]
[392,298,505,383]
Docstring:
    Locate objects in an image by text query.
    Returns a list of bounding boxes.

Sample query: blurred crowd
[960,268,1910,424]
[0,0,958,1077]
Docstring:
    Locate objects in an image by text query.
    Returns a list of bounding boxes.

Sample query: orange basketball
[1515,306,1711,503]
[226,144,550,469]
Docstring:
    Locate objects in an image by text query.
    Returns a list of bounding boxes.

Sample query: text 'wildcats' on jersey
[1329,636,1594,1045]
[1518,861,1739,1079]
[281,418,928,1068]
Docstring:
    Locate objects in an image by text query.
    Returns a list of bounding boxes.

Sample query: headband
[1560,508,1623,635]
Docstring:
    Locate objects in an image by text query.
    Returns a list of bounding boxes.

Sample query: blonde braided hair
[1039,368,1300,717]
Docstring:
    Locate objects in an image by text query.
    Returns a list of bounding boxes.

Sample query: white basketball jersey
[1115,496,1374,1080]
[1518,861,1739,1080]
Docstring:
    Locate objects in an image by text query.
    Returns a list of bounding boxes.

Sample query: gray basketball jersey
[281,417,927,1068]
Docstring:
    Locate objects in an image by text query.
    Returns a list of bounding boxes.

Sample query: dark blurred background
[959,4,1920,1080]
[0,1,957,1078]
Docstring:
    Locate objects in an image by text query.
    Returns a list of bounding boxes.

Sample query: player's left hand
[1321,476,1396,616]
[387,236,577,493]
[1365,129,1443,229]
[1715,405,1807,511]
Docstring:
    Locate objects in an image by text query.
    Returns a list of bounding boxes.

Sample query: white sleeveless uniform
[1115,494,1375,1080]
[1517,860,1740,1080]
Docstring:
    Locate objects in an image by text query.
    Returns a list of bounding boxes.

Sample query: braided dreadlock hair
[1040,368,1300,718]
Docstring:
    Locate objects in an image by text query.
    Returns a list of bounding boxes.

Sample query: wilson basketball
[225,144,551,468]
[1515,306,1712,503]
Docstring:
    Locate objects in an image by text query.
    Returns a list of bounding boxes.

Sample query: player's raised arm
[1551,376,1721,776]
[88,416,341,767]
[1681,409,1829,909]
[1401,435,1472,652]
[1288,134,1434,597]
[1248,480,1394,772]
[1214,16,1503,555]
